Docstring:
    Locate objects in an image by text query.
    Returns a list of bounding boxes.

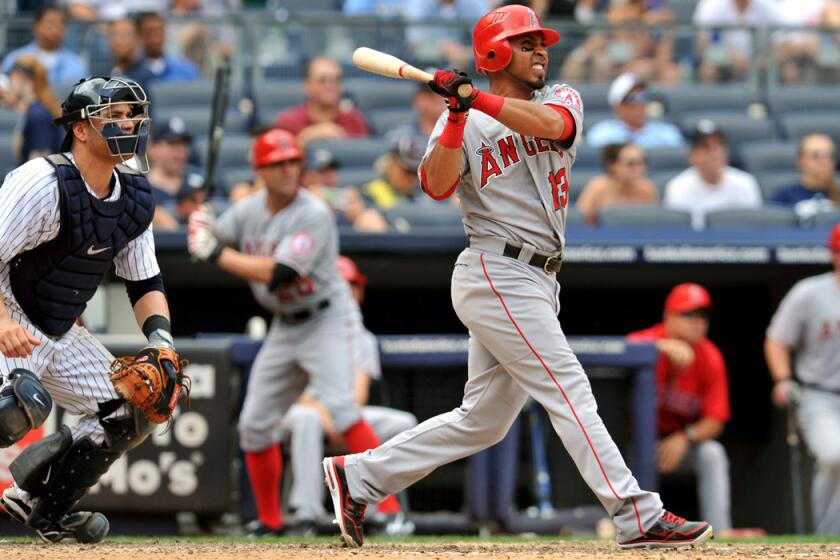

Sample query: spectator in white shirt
[664,120,762,229]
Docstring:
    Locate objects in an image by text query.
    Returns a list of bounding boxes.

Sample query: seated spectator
[663,120,761,229]
[406,0,489,67]
[108,18,154,88]
[343,0,411,16]
[693,0,783,83]
[64,0,166,21]
[627,283,732,535]
[147,117,206,230]
[6,56,63,164]
[303,148,388,232]
[586,73,684,149]
[775,0,840,83]
[135,12,201,82]
[1,7,88,85]
[386,83,446,143]
[169,0,238,74]
[576,142,657,224]
[275,57,370,147]
[363,134,426,210]
[772,133,839,220]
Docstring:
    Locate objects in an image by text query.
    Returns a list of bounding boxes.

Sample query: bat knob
[457,84,473,98]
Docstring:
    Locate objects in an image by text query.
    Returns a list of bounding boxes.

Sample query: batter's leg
[459,252,663,542]
[797,390,840,535]
[285,404,328,522]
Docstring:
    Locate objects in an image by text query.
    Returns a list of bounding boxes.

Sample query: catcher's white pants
[798,387,840,535]
[343,248,664,542]
[0,297,123,445]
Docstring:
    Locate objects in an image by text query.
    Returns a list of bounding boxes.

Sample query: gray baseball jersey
[767,272,840,389]
[214,188,343,314]
[424,83,584,254]
[341,85,667,543]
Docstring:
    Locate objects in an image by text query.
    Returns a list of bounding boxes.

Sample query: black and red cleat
[323,456,367,548]
[618,511,713,549]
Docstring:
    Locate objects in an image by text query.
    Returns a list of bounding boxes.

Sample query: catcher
[0,76,188,543]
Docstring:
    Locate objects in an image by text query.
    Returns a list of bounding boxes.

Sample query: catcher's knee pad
[0,369,52,448]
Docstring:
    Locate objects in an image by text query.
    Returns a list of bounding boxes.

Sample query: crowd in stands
[0,1,838,233]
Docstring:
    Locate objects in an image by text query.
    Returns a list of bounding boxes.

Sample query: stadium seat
[150,80,225,108]
[583,110,614,132]
[569,168,601,203]
[344,78,416,113]
[154,106,249,137]
[597,205,693,228]
[385,203,463,231]
[813,209,840,227]
[740,141,798,176]
[194,134,253,174]
[220,166,253,195]
[679,112,777,159]
[338,167,377,188]
[306,138,390,169]
[705,207,799,228]
[254,81,307,124]
[779,113,840,147]
[645,145,689,173]
[766,86,840,115]
[670,0,698,21]
[566,205,587,227]
[0,108,18,129]
[649,170,681,196]
[368,108,417,137]
[573,145,602,170]
[756,171,802,200]
[652,84,754,116]
[573,83,612,113]
[0,133,15,176]
[279,0,339,12]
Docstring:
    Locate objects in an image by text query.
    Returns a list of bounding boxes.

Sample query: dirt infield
[0,539,839,560]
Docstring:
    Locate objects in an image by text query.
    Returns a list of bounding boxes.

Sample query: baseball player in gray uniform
[0,77,179,543]
[187,128,400,536]
[765,222,840,535]
[323,5,711,549]
[281,256,417,534]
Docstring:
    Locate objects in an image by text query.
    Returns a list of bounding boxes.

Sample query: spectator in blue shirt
[586,72,685,149]
[135,12,201,82]
[343,0,410,16]
[7,56,63,164]
[1,7,89,85]
[772,133,839,219]
[406,0,489,66]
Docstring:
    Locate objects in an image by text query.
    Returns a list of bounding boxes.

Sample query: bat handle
[457,84,473,98]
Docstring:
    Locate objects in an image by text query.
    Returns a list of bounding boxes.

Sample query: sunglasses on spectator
[620,158,646,167]
[680,309,709,320]
[312,74,342,84]
[803,150,835,160]
[622,90,650,105]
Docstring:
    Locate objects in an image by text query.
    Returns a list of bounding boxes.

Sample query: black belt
[278,299,330,324]
[469,239,563,273]
[802,382,840,396]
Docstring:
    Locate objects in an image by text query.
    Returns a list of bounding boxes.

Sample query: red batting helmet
[829,222,840,251]
[664,283,712,314]
[252,129,303,169]
[472,5,560,74]
[337,256,367,287]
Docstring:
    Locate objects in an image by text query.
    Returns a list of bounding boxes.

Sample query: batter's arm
[764,336,793,383]
[491,99,569,140]
[215,249,276,284]
[421,143,464,199]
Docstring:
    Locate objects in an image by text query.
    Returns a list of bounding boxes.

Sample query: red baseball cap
[252,128,303,169]
[829,223,840,251]
[337,256,367,287]
[664,283,712,313]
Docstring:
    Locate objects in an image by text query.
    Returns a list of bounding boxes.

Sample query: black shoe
[323,456,366,547]
[618,511,713,549]
[38,512,110,544]
[244,519,285,537]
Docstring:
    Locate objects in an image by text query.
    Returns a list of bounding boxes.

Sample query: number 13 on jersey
[548,168,569,211]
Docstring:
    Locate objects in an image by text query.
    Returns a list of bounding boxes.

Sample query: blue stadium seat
[344,78,416,113]
[705,207,798,228]
[0,133,15,176]
[154,106,250,137]
[220,166,253,195]
[645,145,689,173]
[306,138,390,169]
[270,0,338,12]
[0,108,19,129]
[779,113,840,147]
[679,112,777,159]
[649,170,681,196]
[740,141,798,176]
[254,81,307,124]
[670,0,699,21]
[756,171,802,200]
[573,83,612,113]
[149,80,225,108]
[583,110,614,132]
[566,205,587,227]
[573,145,602,170]
[569,168,601,203]
[368,108,417,137]
[194,133,253,173]
[766,86,840,115]
[813,209,840,227]
[338,168,377,188]
[385,203,463,231]
[652,84,754,116]
[597,204,693,228]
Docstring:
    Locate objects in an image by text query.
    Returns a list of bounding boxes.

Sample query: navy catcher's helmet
[55,76,151,161]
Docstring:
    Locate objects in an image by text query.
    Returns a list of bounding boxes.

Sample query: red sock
[244,444,283,529]
[343,420,401,513]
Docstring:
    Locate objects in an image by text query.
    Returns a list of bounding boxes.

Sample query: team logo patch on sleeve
[290,232,315,257]
[553,87,582,111]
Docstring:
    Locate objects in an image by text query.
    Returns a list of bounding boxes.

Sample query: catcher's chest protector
[10,154,154,337]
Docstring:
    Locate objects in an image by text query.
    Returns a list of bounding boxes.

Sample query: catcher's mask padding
[0,369,53,448]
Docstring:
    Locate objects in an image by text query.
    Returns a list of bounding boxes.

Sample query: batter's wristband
[471,90,504,118]
[439,112,467,149]
[208,243,224,264]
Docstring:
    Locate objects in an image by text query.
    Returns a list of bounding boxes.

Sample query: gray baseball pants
[798,388,840,535]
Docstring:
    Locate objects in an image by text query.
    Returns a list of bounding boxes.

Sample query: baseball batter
[324,6,711,549]
[765,222,840,535]
[187,129,400,536]
[0,77,183,543]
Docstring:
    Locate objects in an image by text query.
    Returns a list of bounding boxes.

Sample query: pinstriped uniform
[341,85,664,541]
[0,155,160,444]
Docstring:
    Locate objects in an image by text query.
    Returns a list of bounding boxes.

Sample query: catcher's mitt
[109,346,190,424]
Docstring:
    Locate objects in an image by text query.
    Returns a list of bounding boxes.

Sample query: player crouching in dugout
[627,283,732,534]
[0,76,188,543]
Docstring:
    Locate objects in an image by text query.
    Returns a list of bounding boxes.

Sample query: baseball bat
[351,47,473,98]
[204,61,232,201]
